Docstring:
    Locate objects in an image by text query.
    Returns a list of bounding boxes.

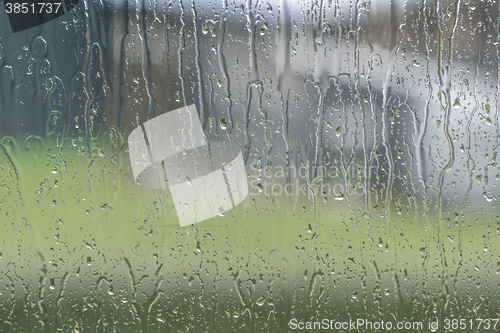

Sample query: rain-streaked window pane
[0,0,499,331]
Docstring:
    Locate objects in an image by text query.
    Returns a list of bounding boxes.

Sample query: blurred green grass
[1,136,499,332]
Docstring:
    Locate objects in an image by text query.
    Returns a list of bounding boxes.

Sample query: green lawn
[1,136,498,332]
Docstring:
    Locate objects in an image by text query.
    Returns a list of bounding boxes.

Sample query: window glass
[0,0,498,331]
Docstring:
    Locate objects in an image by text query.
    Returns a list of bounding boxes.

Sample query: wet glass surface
[0,0,499,332]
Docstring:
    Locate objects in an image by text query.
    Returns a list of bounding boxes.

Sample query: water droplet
[219,118,227,129]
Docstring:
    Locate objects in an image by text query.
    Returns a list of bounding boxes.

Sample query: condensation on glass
[0,0,499,331]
